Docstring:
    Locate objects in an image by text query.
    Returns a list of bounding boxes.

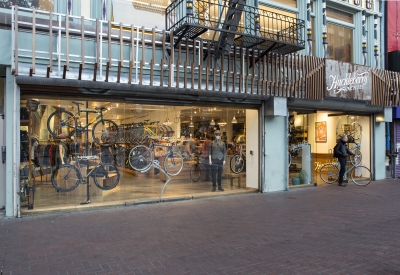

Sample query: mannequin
[209,130,226,191]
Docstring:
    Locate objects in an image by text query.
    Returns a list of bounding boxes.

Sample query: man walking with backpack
[334,134,354,187]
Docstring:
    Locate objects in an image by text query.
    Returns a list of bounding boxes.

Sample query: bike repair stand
[81,101,91,205]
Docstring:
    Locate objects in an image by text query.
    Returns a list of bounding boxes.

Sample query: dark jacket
[334,141,353,158]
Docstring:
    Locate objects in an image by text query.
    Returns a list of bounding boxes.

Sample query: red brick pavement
[1,179,400,275]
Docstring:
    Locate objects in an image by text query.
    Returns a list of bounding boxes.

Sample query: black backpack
[333,142,341,158]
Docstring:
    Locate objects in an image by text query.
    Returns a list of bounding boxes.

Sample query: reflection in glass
[327,23,352,62]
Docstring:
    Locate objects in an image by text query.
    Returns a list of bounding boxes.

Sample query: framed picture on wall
[315,121,327,143]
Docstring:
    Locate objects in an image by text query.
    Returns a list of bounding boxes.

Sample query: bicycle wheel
[230,154,244,174]
[128,145,153,172]
[47,110,76,139]
[351,166,372,186]
[319,164,339,184]
[351,122,362,140]
[93,163,120,190]
[163,151,184,176]
[92,119,119,146]
[190,164,202,182]
[349,149,362,166]
[51,164,80,192]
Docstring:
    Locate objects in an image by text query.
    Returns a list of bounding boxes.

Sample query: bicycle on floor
[51,154,120,192]
[319,155,372,186]
[190,153,210,182]
[47,101,120,146]
[230,143,246,174]
[128,139,183,176]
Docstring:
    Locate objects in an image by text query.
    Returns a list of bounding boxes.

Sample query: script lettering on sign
[325,59,372,101]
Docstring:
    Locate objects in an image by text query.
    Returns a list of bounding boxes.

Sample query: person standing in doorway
[201,134,211,181]
[209,130,226,191]
[334,134,354,187]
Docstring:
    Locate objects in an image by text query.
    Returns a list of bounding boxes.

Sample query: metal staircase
[214,0,246,60]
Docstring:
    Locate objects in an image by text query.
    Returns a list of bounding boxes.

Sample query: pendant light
[210,118,215,126]
[231,116,238,124]
[163,107,172,126]
[189,107,194,127]
[218,119,227,126]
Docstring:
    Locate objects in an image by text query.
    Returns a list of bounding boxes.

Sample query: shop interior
[288,110,371,186]
[19,98,257,210]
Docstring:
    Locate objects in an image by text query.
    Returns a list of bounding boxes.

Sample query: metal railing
[166,0,305,52]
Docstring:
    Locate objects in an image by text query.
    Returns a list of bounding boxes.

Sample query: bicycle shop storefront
[286,59,386,187]
[18,89,260,211]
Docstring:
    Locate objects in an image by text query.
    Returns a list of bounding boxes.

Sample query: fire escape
[166,0,305,64]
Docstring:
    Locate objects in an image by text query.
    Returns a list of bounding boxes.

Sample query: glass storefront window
[19,98,257,211]
[288,111,371,187]
[327,23,353,62]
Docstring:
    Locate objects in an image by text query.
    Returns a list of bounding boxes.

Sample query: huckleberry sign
[325,59,372,101]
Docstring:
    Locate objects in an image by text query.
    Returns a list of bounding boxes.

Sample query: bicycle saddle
[72,101,84,106]
[144,119,150,124]
[96,107,107,111]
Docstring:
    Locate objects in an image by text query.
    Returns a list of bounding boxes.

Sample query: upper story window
[326,8,353,24]
[267,0,297,8]
[0,0,54,11]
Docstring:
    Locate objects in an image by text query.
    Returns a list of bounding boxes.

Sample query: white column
[5,67,19,217]
[245,109,259,189]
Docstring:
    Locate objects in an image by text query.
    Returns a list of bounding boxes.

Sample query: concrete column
[4,67,19,217]
[264,97,288,192]
[374,119,386,180]
[0,77,5,209]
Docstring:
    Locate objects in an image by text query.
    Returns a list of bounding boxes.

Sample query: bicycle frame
[75,110,104,133]
[72,155,99,182]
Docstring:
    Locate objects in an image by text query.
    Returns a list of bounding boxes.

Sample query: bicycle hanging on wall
[47,101,120,146]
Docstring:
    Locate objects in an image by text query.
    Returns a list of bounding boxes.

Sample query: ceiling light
[210,118,215,126]
[189,117,194,127]
[218,118,227,127]
[163,118,172,126]
[231,116,238,124]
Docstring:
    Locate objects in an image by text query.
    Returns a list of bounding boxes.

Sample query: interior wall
[246,110,259,189]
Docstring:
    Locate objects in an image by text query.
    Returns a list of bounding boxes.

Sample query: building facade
[0,0,397,217]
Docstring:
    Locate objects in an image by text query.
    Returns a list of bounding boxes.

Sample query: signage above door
[325,59,372,101]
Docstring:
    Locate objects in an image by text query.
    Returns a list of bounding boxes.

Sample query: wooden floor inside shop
[22,159,251,212]
[290,153,337,187]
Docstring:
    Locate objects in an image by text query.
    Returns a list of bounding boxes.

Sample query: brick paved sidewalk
[1,180,400,275]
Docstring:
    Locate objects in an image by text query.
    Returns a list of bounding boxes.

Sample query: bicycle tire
[163,151,184,176]
[319,164,339,184]
[351,166,372,186]
[93,163,120,190]
[351,122,362,140]
[230,154,245,174]
[128,145,153,172]
[349,149,362,166]
[190,164,202,182]
[51,164,80,192]
[47,110,76,139]
[92,119,119,146]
